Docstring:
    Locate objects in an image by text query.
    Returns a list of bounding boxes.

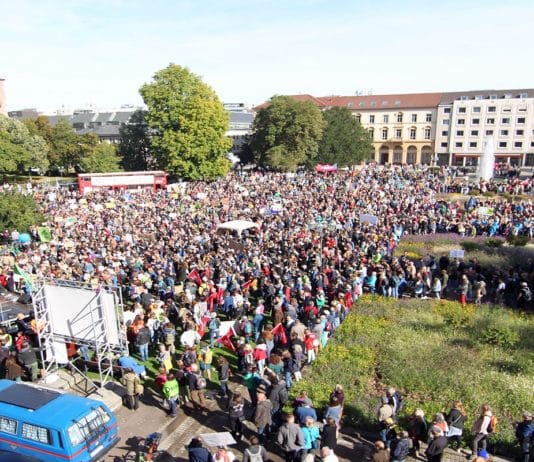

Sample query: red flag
[218,327,236,352]
[216,287,225,305]
[206,290,217,312]
[242,279,253,291]
[188,268,202,285]
[344,292,354,309]
[271,323,287,345]
[197,314,211,338]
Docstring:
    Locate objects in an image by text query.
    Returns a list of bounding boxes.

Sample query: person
[446,400,467,452]
[277,412,304,462]
[301,416,321,458]
[228,392,245,441]
[208,312,221,348]
[187,363,208,412]
[17,341,39,381]
[517,281,532,310]
[269,375,288,429]
[372,440,390,462]
[514,411,534,462]
[407,408,427,458]
[121,367,142,410]
[135,322,151,361]
[188,437,214,462]
[213,446,236,462]
[216,356,230,398]
[377,396,394,445]
[320,446,339,462]
[390,430,411,462]
[425,426,448,462]
[295,397,317,425]
[242,435,268,462]
[199,342,213,381]
[253,390,273,443]
[324,396,342,428]
[4,352,24,382]
[321,417,338,451]
[429,413,449,440]
[471,404,493,460]
[162,371,180,417]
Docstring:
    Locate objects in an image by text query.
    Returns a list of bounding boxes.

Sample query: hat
[523,411,533,420]
[478,449,489,459]
[384,418,394,426]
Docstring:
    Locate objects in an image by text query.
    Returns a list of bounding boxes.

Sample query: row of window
[442,129,529,137]
[357,113,433,124]
[0,416,50,444]
[454,105,528,114]
[440,141,534,149]
[369,127,432,140]
[452,117,526,126]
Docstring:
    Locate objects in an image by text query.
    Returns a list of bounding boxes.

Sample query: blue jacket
[188,446,214,462]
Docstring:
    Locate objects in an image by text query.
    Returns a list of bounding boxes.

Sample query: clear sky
[2,0,533,113]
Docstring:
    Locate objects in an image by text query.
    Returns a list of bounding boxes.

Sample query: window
[458,107,466,113]
[502,107,511,112]
[516,129,524,136]
[514,141,523,148]
[485,130,494,136]
[488,106,496,112]
[369,115,375,123]
[469,142,477,148]
[383,115,389,123]
[518,106,527,112]
[456,130,464,136]
[499,141,507,148]
[395,128,402,139]
[443,119,450,125]
[472,118,480,125]
[486,118,495,124]
[517,117,526,124]
[473,107,481,113]
[440,142,448,148]
[424,128,431,140]
[531,141,534,147]
[0,417,17,435]
[489,94,497,100]
[22,423,50,445]
[67,407,111,448]
[368,128,374,139]
[441,130,448,136]
[411,114,417,123]
[381,128,388,140]
[502,118,510,124]
[444,107,451,114]
[470,130,479,136]
[396,113,403,123]
[426,113,432,122]
[500,129,509,136]
[457,119,465,125]
[410,128,416,140]
[455,142,463,148]
[355,114,361,123]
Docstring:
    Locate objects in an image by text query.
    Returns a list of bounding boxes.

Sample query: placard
[359,214,378,225]
[200,432,237,447]
[450,249,465,259]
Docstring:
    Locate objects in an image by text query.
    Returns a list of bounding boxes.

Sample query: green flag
[37,227,52,243]
[14,263,34,292]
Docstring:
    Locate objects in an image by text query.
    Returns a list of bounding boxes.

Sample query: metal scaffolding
[32,279,128,392]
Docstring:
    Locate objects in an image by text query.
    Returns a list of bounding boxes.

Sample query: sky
[2,0,534,114]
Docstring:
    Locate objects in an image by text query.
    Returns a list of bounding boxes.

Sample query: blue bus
[0,380,119,462]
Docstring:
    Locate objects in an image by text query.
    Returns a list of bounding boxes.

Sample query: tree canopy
[0,191,43,233]
[317,106,372,166]
[118,110,153,171]
[139,64,231,180]
[250,96,325,171]
[81,143,122,173]
[0,115,49,174]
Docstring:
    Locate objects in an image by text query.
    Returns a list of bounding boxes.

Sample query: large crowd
[0,164,533,462]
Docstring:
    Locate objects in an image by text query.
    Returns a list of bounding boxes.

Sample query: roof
[319,93,443,110]
[0,380,103,429]
[440,88,534,104]
[95,112,113,123]
[112,111,133,123]
[71,112,95,124]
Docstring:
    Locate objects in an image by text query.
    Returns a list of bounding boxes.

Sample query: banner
[14,263,33,292]
[359,214,378,225]
[37,227,52,243]
[271,323,287,345]
[217,326,236,352]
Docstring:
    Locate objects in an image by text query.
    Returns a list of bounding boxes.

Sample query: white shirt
[180,329,201,348]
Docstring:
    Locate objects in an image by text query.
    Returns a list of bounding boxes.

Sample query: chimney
[0,78,6,116]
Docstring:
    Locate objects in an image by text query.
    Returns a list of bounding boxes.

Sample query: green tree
[81,143,122,173]
[0,116,49,174]
[139,63,232,180]
[118,110,153,171]
[250,96,325,171]
[50,118,82,170]
[317,107,372,166]
[0,191,44,232]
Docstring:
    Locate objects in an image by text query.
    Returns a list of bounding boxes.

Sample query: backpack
[244,447,263,462]
[487,414,497,433]
[523,288,532,302]
[195,375,207,390]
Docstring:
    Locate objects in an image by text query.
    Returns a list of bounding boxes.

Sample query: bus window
[21,423,51,445]
[0,416,16,435]
[67,407,110,447]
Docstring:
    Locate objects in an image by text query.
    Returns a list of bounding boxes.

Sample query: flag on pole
[14,263,34,292]
[187,268,202,285]
[271,323,287,345]
[217,327,236,352]
[216,287,225,305]
[197,314,211,338]
[37,227,52,243]
[241,279,253,291]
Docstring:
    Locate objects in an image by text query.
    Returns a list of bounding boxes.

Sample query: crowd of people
[0,164,533,461]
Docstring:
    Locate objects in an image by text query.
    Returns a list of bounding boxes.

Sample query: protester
[277,413,304,462]
[425,426,448,462]
[188,437,214,462]
[471,404,493,460]
[514,411,533,462]
[446,400,467,452]
[242,435,268,462]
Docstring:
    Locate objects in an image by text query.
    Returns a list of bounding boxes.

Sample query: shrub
[506,235,530,247]
[433,300,475,330]
[461,240,482,252]
[480,326,519,349]
[485,237,505,248]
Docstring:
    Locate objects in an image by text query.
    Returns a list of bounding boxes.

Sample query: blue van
[0,380,119,462]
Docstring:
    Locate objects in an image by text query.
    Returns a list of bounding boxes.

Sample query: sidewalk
[103,380,515,462]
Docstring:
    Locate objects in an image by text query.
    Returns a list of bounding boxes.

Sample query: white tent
[216,220,259,236]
